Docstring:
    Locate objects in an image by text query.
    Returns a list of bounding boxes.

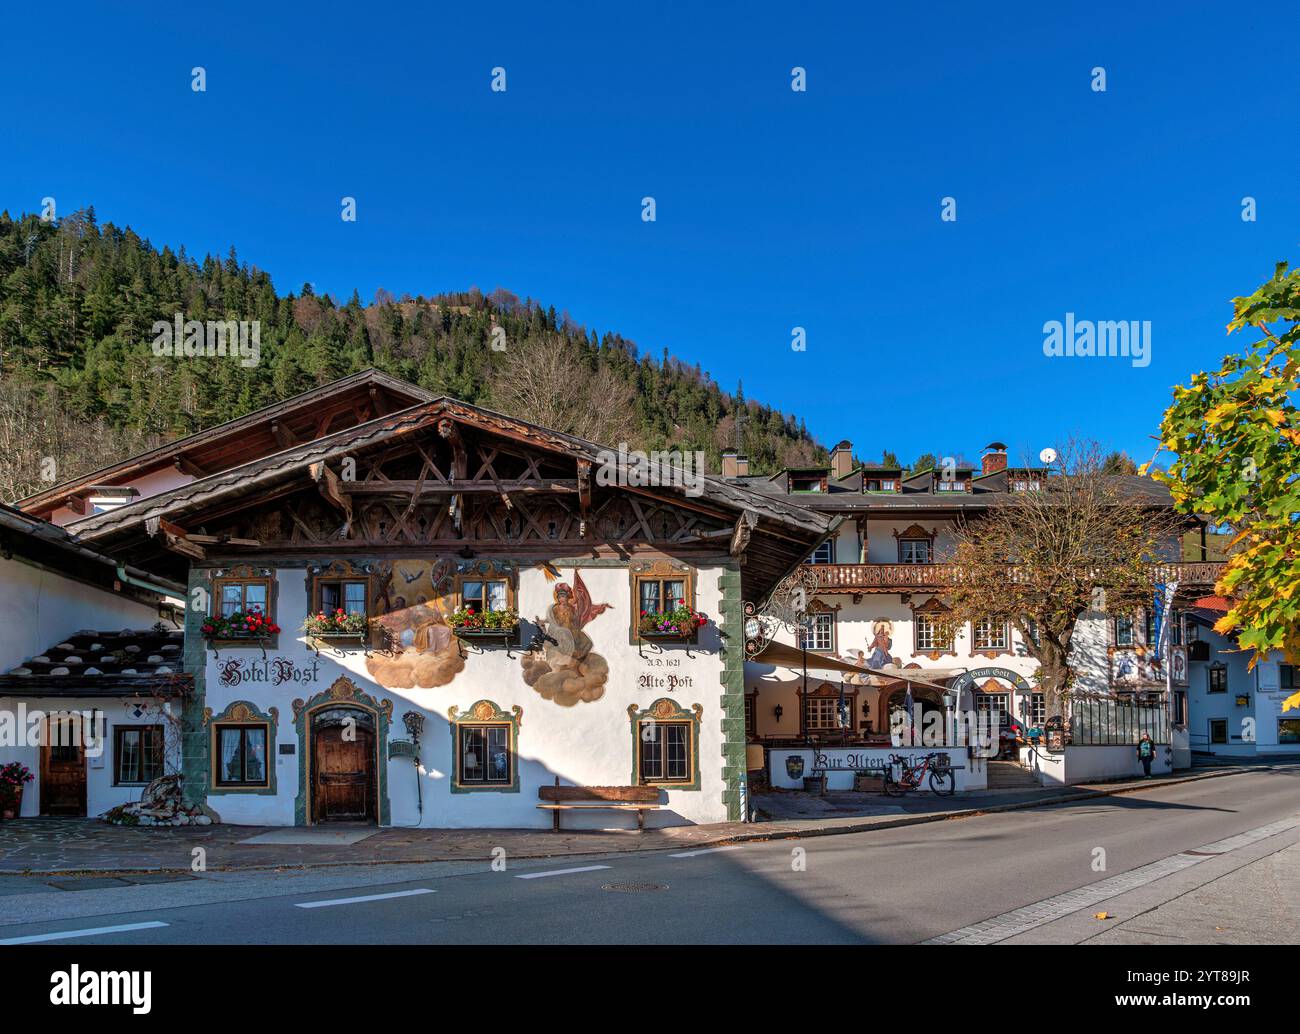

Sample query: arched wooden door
[311,708,376,823]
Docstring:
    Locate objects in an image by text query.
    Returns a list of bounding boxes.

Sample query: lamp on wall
[773,704,784,723]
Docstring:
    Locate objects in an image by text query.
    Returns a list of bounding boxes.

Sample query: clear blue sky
[2,1,1295,467]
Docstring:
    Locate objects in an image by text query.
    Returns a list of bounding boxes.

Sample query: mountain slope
[0,208,826,502]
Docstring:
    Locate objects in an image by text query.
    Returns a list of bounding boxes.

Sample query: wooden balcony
[803,561,1225,593]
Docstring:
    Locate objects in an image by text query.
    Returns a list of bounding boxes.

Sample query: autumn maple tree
[1149,261,1300,712]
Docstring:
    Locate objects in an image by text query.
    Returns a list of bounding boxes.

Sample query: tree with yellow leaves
[1149,262,1300,713]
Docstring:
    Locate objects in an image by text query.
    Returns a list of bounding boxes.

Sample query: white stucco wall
[0,697,180,817]
[1021,743,1172,785]
[0,555,162,673]
[200,562,732,830]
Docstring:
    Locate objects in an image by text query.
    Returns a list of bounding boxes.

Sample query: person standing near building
[1137,733,1156,778]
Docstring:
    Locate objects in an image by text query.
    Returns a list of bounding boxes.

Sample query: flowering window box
[201,610,281,656]
[449,608,521,649]
[637,607,708,643]
[302,610,372,655]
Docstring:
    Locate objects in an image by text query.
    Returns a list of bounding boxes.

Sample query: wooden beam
[577,459,592,513]
[730,510,759,563]
[66,495,87,516]
[337,479,578,494]
[174,454,208,478]
[145,516,206,561]
[187,534,263,547]
[309,460,353,535]
[271,419,298,449]
[438,419,467,532]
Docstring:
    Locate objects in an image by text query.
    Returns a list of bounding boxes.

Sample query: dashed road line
[295,888,435,909]
[670,846,745,858]
[924,817,1298,944]
[514,865,611,880]
[0,921,169,944]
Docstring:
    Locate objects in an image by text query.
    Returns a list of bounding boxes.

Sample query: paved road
[2,767,1297,945]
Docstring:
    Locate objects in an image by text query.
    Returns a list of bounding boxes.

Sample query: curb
[0,766,1255,877]
[732,766,1253,845]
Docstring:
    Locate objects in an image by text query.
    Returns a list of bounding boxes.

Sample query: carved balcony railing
[803,561,1225,592]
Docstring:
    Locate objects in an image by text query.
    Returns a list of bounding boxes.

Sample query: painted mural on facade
[521,571,612,706]
[366,559,466,689]
[841,619,900,684]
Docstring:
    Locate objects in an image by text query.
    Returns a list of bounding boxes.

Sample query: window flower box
[637,606,707,641]
[302,610,371,655]
[449,607,521,647]
[201,610,281,656]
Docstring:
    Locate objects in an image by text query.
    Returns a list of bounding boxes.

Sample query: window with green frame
[457,724,512,786]
[214,724,270,787]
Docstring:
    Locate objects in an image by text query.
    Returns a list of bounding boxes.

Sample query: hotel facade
[0,372,1226,828]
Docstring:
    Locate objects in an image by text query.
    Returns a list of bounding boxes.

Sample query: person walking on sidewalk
[1137,733,1156,777]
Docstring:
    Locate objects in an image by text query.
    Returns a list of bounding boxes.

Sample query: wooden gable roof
[67,398,834,602]
[18,369,433,519]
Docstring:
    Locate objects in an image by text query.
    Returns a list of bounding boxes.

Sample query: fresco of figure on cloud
[521,571,612,706]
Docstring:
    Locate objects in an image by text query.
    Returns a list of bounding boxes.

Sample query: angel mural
[521,571,612,706]
[365,559,466,689]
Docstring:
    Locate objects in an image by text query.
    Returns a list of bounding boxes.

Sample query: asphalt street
[1,766,1297,945]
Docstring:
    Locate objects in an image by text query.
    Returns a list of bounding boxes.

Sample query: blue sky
[2,1,1295,467]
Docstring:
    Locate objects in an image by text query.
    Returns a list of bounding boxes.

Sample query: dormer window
[791,476,826,492]
[85,486,138,514]
[936,478,968,492]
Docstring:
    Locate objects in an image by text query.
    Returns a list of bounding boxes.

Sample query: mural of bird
[536,562,561,582]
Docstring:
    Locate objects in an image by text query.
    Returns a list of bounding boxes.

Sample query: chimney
[981,441,1008,476]
[721,451,750,477]
[830,440,854,479]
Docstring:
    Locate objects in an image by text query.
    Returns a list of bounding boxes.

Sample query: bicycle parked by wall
[883,752,955,797]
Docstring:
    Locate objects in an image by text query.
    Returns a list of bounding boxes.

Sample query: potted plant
[638,605,708,640]
[0,762,34,820]
[448,606,520,644]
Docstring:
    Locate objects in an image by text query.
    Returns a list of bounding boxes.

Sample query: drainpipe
[115,563,184,600]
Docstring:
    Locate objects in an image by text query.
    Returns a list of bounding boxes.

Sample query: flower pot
[1,787,23,820]
[803,775,827,796]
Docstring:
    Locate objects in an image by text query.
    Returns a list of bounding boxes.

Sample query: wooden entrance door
[41,717,86,816]
[313,724,374,822]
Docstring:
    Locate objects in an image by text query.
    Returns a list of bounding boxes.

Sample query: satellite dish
[1039,447,1057,465]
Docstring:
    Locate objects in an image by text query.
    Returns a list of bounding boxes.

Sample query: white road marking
[295,888,435,909]
[514,865,611,880]
[0,921,169,945]
[925,817,1299,944]
[670,846,745,858]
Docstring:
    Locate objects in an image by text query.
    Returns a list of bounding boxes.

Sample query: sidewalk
[0,766,1254,875]
[1086,837,1300,944]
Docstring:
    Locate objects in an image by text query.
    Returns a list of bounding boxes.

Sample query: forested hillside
[0,208,826,501]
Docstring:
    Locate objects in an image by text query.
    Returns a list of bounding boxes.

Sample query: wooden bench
[537,779,661,832]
